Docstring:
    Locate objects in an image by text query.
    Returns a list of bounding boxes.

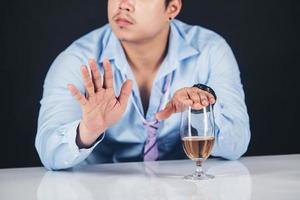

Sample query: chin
[114,34,131,42]
[112,27,152,44]
[114,32,139,43]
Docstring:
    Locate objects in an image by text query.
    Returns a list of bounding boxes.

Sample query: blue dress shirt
[35,19,250,170]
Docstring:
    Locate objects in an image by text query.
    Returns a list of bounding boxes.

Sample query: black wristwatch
[193,83,217,102]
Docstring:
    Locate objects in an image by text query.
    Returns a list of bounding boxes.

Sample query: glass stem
[196,160,203,174]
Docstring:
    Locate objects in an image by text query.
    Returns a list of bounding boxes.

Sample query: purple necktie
[124,72,173,162]
[143,120,160,161]
[142,73,172,161]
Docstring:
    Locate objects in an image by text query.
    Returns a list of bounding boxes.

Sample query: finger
[205,91,216,104]
[173,88,194,109]
[88,58,102,92]
[188,89,201,104]
[198,91,209,107]
[187,88,202,107]
[177,98,194,112]
[156,101,175,120]
[118,80,133,109]
[81,65,95,98]
[103,58,114,89]
[67,84,87,106]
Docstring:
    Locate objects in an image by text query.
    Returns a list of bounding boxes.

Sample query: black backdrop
[0,0,299,168]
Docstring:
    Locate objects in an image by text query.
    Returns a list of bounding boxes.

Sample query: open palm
[67,58,132,146]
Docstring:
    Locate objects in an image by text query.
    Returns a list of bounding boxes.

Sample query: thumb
[118,80,132,108]
[155,101,174,121]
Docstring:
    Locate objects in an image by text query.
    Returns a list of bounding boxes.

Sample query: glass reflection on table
[37,160,252,200]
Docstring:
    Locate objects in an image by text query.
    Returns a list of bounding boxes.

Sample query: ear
[166,0,182,20]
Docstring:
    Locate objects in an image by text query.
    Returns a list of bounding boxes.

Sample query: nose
[119,0,135,12]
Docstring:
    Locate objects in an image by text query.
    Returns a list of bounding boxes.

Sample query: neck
[121,26,170,74]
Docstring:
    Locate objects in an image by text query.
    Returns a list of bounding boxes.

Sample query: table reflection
[37,160,252,200]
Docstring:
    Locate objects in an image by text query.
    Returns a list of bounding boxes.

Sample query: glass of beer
[180,105,215,180]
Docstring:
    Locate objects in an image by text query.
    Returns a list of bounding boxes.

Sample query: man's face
[108,0,170,43]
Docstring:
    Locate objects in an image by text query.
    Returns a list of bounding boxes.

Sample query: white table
[0,154,299,200]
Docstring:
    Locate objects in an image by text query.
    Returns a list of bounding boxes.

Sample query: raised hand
[67,58,132,148]
[155,87,215,121]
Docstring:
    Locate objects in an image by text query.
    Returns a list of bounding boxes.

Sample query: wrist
[76,121,106,148]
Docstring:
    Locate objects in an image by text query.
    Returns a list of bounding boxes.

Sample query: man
[35,0,250,170]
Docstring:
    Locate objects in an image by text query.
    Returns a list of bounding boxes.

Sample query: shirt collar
[156,20,200,80]
[98,27,120,65]
[98,20,200,79]
[168,19,200,61]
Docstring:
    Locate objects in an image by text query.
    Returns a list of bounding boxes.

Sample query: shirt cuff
[64,120,105,157]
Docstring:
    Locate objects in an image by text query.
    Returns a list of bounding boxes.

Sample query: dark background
[0,0,299,168]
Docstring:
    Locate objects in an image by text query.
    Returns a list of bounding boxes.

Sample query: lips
[115,17,133,27]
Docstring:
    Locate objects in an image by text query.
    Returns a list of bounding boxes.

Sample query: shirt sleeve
[207,39,251,160]
[35,53,105,170]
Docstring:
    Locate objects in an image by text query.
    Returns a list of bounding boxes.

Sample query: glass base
[184,172,214,180]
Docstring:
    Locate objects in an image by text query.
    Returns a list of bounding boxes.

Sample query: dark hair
[165,0,172,6]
